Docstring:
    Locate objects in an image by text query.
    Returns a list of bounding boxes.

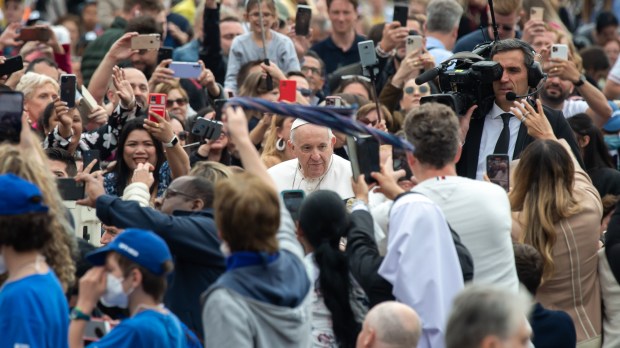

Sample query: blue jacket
[96,195,225,339]
[530,302,576,348]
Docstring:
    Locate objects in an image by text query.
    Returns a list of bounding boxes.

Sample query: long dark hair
[568,113,615,170]
[114,117,165,195]
[299,190,360,348]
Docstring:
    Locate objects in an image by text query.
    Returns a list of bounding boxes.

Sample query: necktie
[494,113,512,154]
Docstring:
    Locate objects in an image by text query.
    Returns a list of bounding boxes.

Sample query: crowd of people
[1,0,620,347]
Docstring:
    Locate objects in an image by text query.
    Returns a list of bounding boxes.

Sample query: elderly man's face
[289,124,335,179]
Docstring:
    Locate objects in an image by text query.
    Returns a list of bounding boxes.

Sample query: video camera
[417,52,503,116]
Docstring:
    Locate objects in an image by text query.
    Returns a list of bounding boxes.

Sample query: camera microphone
[505,75,548,101]
[415,66,441,85]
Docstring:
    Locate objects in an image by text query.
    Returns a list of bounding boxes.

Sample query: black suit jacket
[457,103,584,178]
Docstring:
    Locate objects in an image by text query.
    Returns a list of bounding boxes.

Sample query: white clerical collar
[291,156,334,191]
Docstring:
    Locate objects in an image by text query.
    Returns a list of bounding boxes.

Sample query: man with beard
[540,57,612,128]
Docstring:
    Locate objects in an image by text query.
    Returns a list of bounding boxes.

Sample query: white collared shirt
[476,103,523,180]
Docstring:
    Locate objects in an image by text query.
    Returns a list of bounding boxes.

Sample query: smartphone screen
[393,146,413,180]
[57,178,85,201]
[282,190,305,221]
[279,80,297,102]
[60,74,77,108]
[0,91,24,143]
[486,154,510,192]
[295,5,312,36]
[325,96,342,107]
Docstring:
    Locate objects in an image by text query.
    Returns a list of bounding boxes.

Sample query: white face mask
[0,253,6,275]
[101,273,132,308]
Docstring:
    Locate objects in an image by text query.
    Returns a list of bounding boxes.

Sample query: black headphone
[518,40,546,88]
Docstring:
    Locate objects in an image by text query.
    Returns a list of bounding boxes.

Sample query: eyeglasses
[163,188,198,200]
[301,66,321,76]
[167,98,187,107]
[297,88,313,97]
[404,85,430,94]
[177,131,189,141]
[249,12,273,18]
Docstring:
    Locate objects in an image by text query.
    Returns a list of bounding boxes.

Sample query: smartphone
[191,118,223,141]
[131,34,161,50]
[157,47,173,64]
[0,55,23,76]
[148,93,167,122]
[18,27,52,42]
[279,80,297,102]
[358,40,378,68]
[406,35,424,55]
[325,95,342,107]
[486,154,510,192]
[551,44,569,60]
[347,135,380,184]
[169,61,202,79]
[282,190,305,221]
[0,91,23,143]
[295,5,312,36]
[60,74,77,108]
[392,146,413,180]
[393,3,409,27]
[82,150,101,172]
[80,86,97,113]
[57,178,85,201]
[213,99,227,121]
[83,318,111,342]
[530,7,544,20]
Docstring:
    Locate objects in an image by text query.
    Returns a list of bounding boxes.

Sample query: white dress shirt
[379,193,464,348]
[476,103,523,180]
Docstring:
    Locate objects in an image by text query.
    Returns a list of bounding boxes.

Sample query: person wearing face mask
[0,174,69,348]
[75,171,224,340]
[69,228,190,347]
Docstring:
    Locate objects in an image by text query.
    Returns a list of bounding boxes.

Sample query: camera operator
[456,39,582,180]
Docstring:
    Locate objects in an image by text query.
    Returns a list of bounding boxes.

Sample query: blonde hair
[215,172,280,253]
[0,143,76,290]
[509,140,581,281]
[261,116,291,166]
[189,161,233,184]
[15,72,59,101]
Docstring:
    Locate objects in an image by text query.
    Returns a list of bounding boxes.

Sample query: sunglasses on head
[404,85,430,94]
[167,98,187,107]
[297,88,312,97]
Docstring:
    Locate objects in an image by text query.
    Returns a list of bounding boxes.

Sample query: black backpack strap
[393,191,474,282]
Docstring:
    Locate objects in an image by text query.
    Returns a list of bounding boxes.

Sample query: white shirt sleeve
[379,194,464,348]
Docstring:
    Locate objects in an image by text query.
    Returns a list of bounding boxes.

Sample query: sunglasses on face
[301,66,321,76]
[297,88,313,97]
[359,118,378,126]
[167,98,187,107]
[404,85,430,94]
[163,187,198,200]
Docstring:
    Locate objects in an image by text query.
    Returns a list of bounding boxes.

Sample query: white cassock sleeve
[379,194,464,348]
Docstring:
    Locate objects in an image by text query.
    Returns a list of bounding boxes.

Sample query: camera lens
[552,47,557,52]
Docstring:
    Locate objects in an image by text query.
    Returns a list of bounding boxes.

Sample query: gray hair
[289,123,334,145]
[426,0,463,33]
[15,72,59,101]
[446,285,532,348]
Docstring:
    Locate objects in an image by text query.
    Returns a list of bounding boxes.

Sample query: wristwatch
[70,307,91,321]
[163,135,179,148]
[573,74,586,87]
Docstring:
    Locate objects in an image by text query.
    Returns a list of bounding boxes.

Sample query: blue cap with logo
[0,174,49,216]
[86,228,173,276]
[603,111,620,133]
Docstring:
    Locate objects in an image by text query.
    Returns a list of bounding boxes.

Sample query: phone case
[169,62,202,79]
[358,40,379,68]
[0,56,23,76]
[82,150,101,172]
[57,179,85,201]
[60,74,77,108]
[530,7,544,20]
[131,34,161,50]
[0,91,24,143]
[18,27,51,42]
[347,135,380,184]
[406,36,423,55]
[279,80,297,102]
[393,4,409,27]
[80,86,97,112]
[148,93,167,122]
[281,190,305,221]
[295,5,312,36]
[158,47,173,64]
[551,44,568,60]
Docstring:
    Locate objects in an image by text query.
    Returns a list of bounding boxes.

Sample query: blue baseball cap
[86,228,173,276]
[603,111,620,133]
[0,174,48,216]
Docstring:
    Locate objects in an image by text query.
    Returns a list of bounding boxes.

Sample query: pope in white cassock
[268,119,354,199]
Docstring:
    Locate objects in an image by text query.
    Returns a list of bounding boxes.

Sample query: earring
[276,138,286,151]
